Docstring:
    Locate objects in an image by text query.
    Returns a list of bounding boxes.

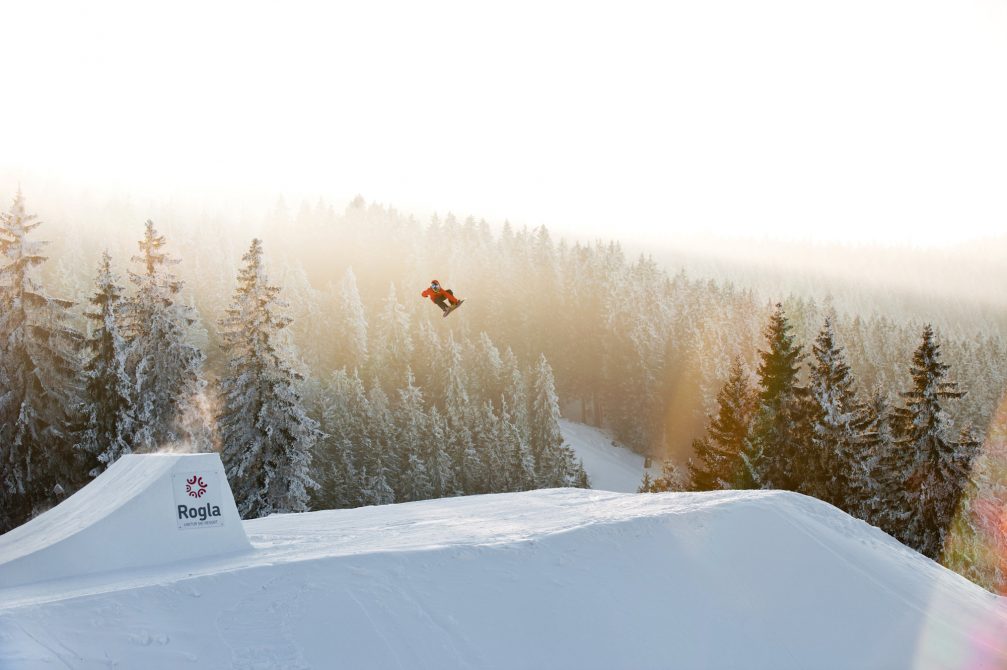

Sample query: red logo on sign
[186,475,208,498]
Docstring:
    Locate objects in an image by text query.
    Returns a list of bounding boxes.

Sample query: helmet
[431,279,440,285]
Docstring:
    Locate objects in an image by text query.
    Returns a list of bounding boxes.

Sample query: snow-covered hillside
[560,418,647,493]
[3,476,1006,668]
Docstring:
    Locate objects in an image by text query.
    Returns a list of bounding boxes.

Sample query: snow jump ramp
[0,453,251,588]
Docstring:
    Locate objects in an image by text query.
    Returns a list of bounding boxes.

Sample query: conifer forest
[2,190,1006,593]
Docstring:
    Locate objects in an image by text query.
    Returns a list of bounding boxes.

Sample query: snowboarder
[421,279,463,316]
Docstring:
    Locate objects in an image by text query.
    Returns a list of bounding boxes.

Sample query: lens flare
[942,389,1007,595]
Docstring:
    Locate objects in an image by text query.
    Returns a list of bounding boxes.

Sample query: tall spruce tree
[466,332,505,407]
[529,353,564,486]
[474,399,506,493]
[362,383,396,505]
[0,192,83,532]
[892,325,980,559]
[76,251,134,477]
[529,353,586,487]
[502,348,530,441]
[424,408,457,498]
[748,303,811,491]
[394,369,433,502]
[807,318,872,511]
[332,267,368,371]
[316,368,371,508]
[688,357,756,491]
[218,239,320,518]
[370,283,413,393]
[857,388,896,523]
[125,220,207,451]
[866,389,921,538]
[443,337,482,493]
[500,396,536,491]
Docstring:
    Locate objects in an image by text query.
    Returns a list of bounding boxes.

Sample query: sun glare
[2,0,1006,247]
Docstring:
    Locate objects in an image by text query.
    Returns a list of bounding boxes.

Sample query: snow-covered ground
[560,418,647,492]
[3,464,1007,669]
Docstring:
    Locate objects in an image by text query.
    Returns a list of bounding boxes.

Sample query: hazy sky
[3,0,1006,246]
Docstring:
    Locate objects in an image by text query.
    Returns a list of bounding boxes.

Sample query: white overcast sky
[2,0,1006,246]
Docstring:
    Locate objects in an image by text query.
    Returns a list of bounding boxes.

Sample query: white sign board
[172,470,225,530]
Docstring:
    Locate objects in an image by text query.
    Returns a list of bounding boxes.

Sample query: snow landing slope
[3,488,1007,669]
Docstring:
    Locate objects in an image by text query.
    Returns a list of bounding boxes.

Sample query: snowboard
[443,299,465,318]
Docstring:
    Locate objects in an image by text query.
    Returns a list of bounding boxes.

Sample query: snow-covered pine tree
[423,408,458,498]
[315,368,371,508]
[736,433,764,490]
[687,357,756,491]
[855,388,896,523]
[332,267,368,370]
[76,251,135,477]
[865,386,920,537]
[529,353,564,486]
[361,383,396,505]
[807,318,872,512]
[500,396,536,491]
[442,336,482,493]
[892,325,980,559]
[640,459,688,492]
[0,192,84,532]
[394,369,433,502]
[465,332,505,407]
[474,399,506,493]
[638,471,655,492]
[322,435,357,510]
[529,353,586,487]
[748,303,811,491]
[502,347,530,442]
[275,264,327,374]
[218,238,321,518]
[480,333,506,405]
[458,422,483,495]
[125,220,207,451]
[410,318,441,397]
[601,255,669,454]
[369,283,413,394]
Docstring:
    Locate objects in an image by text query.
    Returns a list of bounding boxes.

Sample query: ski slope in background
[3,484,1007,669]
[560,419,647,493]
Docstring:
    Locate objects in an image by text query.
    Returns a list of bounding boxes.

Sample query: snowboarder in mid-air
[421,279,464,317]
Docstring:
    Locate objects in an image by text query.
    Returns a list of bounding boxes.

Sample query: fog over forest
[2,180,1006,591]
[8,183,1007,446]
[4,183,1002,447]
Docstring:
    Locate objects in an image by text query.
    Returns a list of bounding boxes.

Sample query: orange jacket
[422,285,459,305]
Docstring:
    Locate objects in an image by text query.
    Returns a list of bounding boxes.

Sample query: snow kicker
[0,453,251,588]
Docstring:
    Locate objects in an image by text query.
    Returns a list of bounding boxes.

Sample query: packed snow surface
[560,418,647,492]
[3,486,1006,669]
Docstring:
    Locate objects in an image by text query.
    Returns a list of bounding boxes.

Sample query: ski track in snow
[216,575,310,670]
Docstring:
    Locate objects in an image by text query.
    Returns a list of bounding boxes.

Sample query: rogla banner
[173,470,225,530]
